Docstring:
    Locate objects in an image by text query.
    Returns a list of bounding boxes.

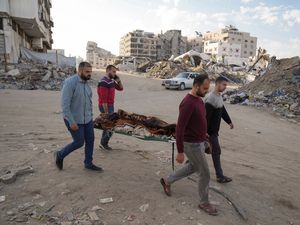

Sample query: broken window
[0,18,3,30]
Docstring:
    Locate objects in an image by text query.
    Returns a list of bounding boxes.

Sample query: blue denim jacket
[61,75,93,125]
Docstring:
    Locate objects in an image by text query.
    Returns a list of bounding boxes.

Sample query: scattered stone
[139,203,149,212]
[6,210,16,216]
[99,197,113,204]
[42,70,52,81]
[15,215,28,223]
[0,195,6,203]
[7,69,20,76]
[126,215,136,221]
[0,173,17,184]
[38,201,47,207]
[91,205,104,211]
[65,211,74,221]
[87,211,99,221]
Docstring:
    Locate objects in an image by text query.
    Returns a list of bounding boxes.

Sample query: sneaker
[54,151,63,170]
[99,144,112,151]
[85,164,103,172]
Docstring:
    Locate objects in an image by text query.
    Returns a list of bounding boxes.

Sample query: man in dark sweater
[205,76,234,183]
[160,74,218,216]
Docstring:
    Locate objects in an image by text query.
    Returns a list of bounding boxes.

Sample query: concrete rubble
[224,56,300,122]
[0,59,76,90]
[0,165,34,184]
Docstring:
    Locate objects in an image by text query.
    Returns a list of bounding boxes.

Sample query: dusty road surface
[0,72,299,225]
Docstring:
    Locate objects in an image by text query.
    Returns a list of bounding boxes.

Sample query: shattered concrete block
[7,69,20,76]
[87,211,99,221]
[11,165,34,176]
[0,173,17,184]
[0,195,6,203]
[139,203,149,212]
[99,197,113,204]
[42,70,52,81]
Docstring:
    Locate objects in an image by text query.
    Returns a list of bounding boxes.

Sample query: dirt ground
[0,71,299,225]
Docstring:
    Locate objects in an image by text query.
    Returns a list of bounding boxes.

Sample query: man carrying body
[55,62,102,171]
[205,76,234,183]
[97,65,123,150]
[160,74,218,216]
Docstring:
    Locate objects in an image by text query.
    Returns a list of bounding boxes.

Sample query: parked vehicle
[162,72,202,90]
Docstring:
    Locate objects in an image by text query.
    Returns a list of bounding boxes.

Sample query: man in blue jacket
[54,62,102,171]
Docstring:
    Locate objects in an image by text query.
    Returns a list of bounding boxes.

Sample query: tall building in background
[119,30,157,60]
[203,25,257,58]
[86,41,115,69]
[0,0,54,63]
[156,30,187,60]
[187,35,203,53]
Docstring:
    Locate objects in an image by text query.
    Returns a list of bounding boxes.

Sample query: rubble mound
[242,56,300,95]
[146,60,190,79]
[0,60,76,91]
[226,56,300,121]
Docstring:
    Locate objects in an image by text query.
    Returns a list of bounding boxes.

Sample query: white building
[204,41,241,60]
[0,0,54,63]
[203,25,257,58]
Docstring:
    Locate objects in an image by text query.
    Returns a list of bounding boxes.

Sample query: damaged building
[203,25,257,60]
[86,41,116,69]
[0,0,54,63]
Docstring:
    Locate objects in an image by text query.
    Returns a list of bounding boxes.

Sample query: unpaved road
[0,72,299,225]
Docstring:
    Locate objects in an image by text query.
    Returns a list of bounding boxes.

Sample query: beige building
[86,41,115,69]
[156,30,187,60]
[187,36,203,53]
[0,0,54,63]
[204,41,241,61]
[203,25,257,58]
[119,30,157,60]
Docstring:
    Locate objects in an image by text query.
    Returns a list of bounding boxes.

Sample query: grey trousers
[166,142,210,204]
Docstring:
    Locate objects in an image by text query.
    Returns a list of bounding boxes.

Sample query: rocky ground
[0,72,299,225]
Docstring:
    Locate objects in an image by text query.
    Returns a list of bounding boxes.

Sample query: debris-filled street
[0,72,299,225]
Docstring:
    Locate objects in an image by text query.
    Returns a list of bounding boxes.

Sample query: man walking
[205,76,234,183]
[54,62,102,171]
[160,74,218,216]
[97,65,123,150]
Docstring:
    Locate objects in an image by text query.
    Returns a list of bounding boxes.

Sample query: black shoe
[54,151,63,170]
[217,176,232,183]
[85,164,103,172]
[99,144,112,151]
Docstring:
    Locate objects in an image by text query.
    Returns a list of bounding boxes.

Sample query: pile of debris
[0,60,76,91]
[224,56,300,121]
[146,60,191,79]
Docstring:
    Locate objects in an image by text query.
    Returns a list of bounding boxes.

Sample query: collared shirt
[61,74,93,125]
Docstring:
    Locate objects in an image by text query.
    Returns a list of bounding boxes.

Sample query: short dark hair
[106,64,118,71]
[78,61,91,69]
[215,75,229,84]
[193,73,209,86]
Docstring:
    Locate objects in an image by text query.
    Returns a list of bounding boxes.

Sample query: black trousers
[209,134,224,178]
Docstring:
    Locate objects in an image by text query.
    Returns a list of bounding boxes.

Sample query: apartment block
[203,25,257,58]
[119,30,157,60]
[187,36,203,53]
[0,0,54,63]
[204,41,241,60]
[86,41,115,69]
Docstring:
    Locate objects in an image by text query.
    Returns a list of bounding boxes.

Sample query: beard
[196,91,205,97]
[80,74,90,80]
[108,73,114,79]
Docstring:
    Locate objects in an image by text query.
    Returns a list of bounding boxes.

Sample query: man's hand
[70,123,79,131]
[229,123,234,129]
[114,75,121,83]
[176,153,185,164]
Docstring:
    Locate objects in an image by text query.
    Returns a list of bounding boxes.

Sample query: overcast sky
[51,0,300,59]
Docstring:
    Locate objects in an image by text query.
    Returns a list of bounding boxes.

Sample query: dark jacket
[205,92,232,135]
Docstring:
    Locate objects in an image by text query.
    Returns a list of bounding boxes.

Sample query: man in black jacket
[205,76,234,183]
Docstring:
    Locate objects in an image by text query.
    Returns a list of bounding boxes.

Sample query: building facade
[203,25,257,58]
[0,0,54,63]
[86,41,115,69]
[187,36,203,53]
[119,30,157,60]
[204,41,241,60]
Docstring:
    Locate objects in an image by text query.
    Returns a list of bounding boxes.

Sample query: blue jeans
[58,119,94,167]
[99,105,114,146]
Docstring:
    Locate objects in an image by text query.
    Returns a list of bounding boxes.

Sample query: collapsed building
[0,0,54,63]
[86,41,116,69]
